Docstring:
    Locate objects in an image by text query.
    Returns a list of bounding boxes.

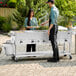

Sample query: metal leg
[69,55,72,60]
[63,41,65,52]
[63,41,67,56]
[11,55,18,62]
[69,42,72,60]
[14,56,18,62]
[14,43,18,62]
[75,35,76,54]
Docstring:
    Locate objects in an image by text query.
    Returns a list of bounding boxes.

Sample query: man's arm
[48,24,54,35]
[26,26,33,29]
[41,20,49,26]
[48,10,56,35]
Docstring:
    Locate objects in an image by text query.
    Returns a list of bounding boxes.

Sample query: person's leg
[48,25,59,62]
[50,35,59,61]
[31,44,36,52]
[26,44,31,52]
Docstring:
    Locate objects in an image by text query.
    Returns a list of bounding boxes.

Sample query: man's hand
[48,29,50,36]
[48,24,53,35]
[41,23,45,26]
[41,20,49,26]
[26,26,33,29]
[33,26,40,28]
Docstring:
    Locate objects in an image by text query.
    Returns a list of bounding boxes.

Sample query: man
[41,0,59,62]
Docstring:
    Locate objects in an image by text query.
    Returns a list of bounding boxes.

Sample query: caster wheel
[64,55,67,57]
[0,47,2,54]
[69,55,72,60]
[12,56,15,60]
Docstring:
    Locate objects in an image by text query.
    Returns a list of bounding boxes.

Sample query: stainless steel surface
[2,30,72,60]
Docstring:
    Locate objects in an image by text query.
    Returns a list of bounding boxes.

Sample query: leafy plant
[73,23,76,27]
[55,0,76,26]
[13,11,25,29]
[38,26,49,30]
[0,16,6,30]
[7,0,17,8]
[2,22,12,32]
[13,0,49,29]
[7,2,16,8]
[0,16,13,32]
[0,0,8,7]
[2,16,13,32]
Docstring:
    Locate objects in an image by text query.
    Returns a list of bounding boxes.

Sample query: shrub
[38,26,49,30]
[2,22,12,32]
[13,11,25,29]
[0,16,6,30]
[7,0,17,8]
[7,2,16,8]
[0,16,13,32]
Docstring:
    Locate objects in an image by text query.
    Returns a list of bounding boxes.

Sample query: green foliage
[17,0,26,7]
[55,0,76,17]
[8,0,17,3]
[13,11,25,28]
[0,16,6,30]
[25,0,49,20]
[0,16,13,32]
[13,0,49,29]
[12,0,76,28]
[38,26,49,30]
[2,23,12,32]
[7,0,17,8]
[55,0,76,26]
[16,0,27,17]
[57,16,69,27]
[73,22,76,27]
[7,2,16,8]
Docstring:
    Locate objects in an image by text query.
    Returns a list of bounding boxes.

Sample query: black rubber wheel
[12,56,18,62]
[0,47,2,54]
[69,55,72,60]
[64,55,67,57]
[12,56,15,60]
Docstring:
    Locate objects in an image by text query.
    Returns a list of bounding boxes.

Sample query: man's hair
[50,1,54,4]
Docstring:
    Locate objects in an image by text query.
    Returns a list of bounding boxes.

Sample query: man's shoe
[57,59,60,62]
[47,58,59,62]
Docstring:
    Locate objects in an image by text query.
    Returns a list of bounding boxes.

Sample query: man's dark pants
[49,25,59,60]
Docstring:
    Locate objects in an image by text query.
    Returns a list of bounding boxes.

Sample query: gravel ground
[0,34,76,76]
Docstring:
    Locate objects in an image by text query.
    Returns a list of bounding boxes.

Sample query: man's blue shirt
[49,5,59,25]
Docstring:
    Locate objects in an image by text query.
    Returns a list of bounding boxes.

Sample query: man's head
[46,0,54,8]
